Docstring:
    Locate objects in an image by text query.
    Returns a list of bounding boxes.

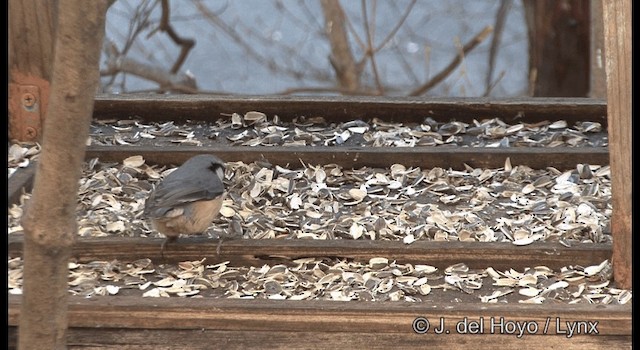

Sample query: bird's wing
[144,177,224,218]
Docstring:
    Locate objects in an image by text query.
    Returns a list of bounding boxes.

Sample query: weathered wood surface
[524,0,591,97]
[603,0,632,289]
[8,236,612,271]
[93,95,607,125]
[7,328,633,350]
[85,145,609,170]
[8,0,55,142]
[7,296,632,349]
[589,0,607,98]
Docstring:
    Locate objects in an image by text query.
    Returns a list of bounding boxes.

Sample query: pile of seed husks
[8,155,611,246]
[8,116,621,304]
[89,114,607,148]
[7,255,629,304]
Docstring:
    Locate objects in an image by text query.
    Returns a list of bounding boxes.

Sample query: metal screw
[22,93,36,107]
[25,127,37,139]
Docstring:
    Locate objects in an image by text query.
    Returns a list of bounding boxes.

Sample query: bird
[144,154,226,257]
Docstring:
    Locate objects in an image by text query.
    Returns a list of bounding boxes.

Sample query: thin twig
[361,0,384,95]
[409,25,493,97]
[101,41,197,93]
[484,0,513,96]
[104,0,157,90]
[278,86,379,96]
[374,0,417,52]
[158,0,196,74]
[484,70,506,96]
[194,0,327,82]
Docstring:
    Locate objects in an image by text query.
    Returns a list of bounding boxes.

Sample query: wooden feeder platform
[8,95,631,349]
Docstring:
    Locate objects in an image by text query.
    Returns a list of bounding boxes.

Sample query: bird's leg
[160,236,178,259]
[215,224,244,256]
[216,237,224,256]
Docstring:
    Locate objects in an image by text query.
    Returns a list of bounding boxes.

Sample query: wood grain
[93,95,607,125]
[7,328,633,350]
[8,236,613,271]
[7,295,632,349]
[84,145,609,170]
[603,0,632,289]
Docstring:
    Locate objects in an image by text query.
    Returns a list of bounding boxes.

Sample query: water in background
[103,0,528,97]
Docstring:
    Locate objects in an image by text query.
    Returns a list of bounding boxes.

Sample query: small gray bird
[144,155,226,256]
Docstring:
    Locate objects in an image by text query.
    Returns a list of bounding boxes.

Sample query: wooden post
[17,1,110,348]
[589,0,606,98]
[523,0,591,97]
[602,0,631,289]
[8,0,56,142]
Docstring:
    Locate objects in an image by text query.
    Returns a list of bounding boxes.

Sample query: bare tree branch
[484,0,513,96]
[278,86,379,96]
[374,0,417,52]
[157,0,196,74]
[194,0,328,83]
[361,0,384,94]
[409,25,493,96]
[121,0,157,55]
[104,0,157,90]
[320,0,360,92]
[102,41,197,93]
[484,70,507,96]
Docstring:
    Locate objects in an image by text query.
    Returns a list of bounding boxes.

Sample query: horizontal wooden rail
[93,95,607,125]
[85,145,609,169]
[8,236,612,271]
[7,296,632,348]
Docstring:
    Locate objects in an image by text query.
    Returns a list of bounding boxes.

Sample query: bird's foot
[214,229,243,256]
[160,236,178,259]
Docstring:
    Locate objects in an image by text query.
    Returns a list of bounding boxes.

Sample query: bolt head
[22,93,36,107]
[25,127,37,139]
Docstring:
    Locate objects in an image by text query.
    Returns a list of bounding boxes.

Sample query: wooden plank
[85,145,609,170]
[93,95,607,125]
[8,162,36,206]
[7,295,632,335]
[8,0,54,142]
[8,236,612,271]
[524,0,590,97]
[589,0,607,98]
[603,0,632,289]
[7,328,633,350]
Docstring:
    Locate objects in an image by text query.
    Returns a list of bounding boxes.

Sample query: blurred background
[101,0,595,97]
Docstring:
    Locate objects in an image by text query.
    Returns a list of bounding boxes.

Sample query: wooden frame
[8,95,630,348]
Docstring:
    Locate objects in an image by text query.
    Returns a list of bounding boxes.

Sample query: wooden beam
[8,236,613,271]
[7,328,633,350]
[8,0,56,142]
[7,296,632,349]
[523,0,591,97]
[589,0,607,98]
[603,0,632,289]
[92,95,607,125]
[85,145,609,170]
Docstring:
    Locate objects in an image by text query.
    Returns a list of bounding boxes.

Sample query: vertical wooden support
[602,0,631,289]
[8,0,56,142]
[523,0,591,97]
[589,0,606,98]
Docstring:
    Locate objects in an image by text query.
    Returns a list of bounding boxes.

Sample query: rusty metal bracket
[9,84,43,142]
